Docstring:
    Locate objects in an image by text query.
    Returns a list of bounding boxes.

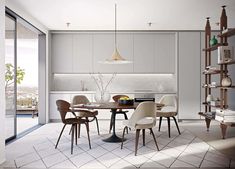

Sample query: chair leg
[75,124,78,145]
[121,126,128,149]
[142,129,145,146]
[124,113,128,120]
[109,113,114,133]
[158,117,162,131]
[69,125,72,135]
[71,124,75,154]
[172,116,181,135]
[135,129,140,156]
[149,128,159,151]
[85,122,91,149]
[77,123,81,138]
[55,124,66,149]
[167,117,171,138]
[95,117,100,135]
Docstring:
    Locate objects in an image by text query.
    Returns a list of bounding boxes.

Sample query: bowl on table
[118,97,134,105]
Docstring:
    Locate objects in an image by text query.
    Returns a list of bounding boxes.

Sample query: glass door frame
[5,12,17,142]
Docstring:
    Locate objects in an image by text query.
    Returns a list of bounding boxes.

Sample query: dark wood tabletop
[71,102,164,110]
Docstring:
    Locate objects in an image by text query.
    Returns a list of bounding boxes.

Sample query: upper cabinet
[73,34,93,73]
[155,33,176,73]
[51,34,73,73]
[133,33,176,73]
[51,32,176,74]
[93,33,134,73]
[133,33,155,73]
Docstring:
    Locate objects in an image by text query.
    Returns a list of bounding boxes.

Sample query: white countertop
[50,90,177,94]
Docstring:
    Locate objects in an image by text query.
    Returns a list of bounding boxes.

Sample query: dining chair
[121,101,159,156]
[109,95,129,133]
[55,100,91,154]
[156,95,181,138]
[71,95,100,137]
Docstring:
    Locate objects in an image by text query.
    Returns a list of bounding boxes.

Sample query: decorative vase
[221,75,232,87]
[206,94,213,103]
[94,90,110,103]
[210,35,218,46]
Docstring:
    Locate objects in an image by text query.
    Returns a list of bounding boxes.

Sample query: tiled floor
[1,120,234,168]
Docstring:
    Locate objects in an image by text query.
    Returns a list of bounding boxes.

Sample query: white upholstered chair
[156,95,181,138]
[121,101,159,156]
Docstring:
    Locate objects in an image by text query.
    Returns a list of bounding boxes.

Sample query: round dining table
[71,102,164,143]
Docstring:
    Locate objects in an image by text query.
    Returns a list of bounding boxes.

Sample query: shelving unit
[199,6,235,139]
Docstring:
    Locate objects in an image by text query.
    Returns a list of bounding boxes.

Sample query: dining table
[71,102,164,143]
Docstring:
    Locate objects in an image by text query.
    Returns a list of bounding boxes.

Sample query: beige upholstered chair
[109,95,129,133]
[121,102,159,156]
[156,95,181,138]
[55,100,91,154]
[71,95,100,136]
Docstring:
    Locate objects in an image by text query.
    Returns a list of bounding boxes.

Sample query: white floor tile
[21,159,46,168]
[97,153,121,168]
[38,146,60,158]
[204,151,230,167]
[178,152,203,167]
[151,152,175,167]
[15,152,40,168]
[80,159,106,169]
[160,146,182,158]
[112,147,133,158]
[50,159,77,169]
[170,159,194,168]
[141,159,166,168]
[124,154,149,168]
[42,152,67,168]
[200,159,224,168]
[87,146,108,158]
[70,152,95,168]
[109,159,135,169]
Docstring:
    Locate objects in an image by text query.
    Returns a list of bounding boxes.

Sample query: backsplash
[51,74,177,93]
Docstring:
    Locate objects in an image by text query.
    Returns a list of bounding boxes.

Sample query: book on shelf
[204,111,216,119]
[216,109,235,116]
[215,115,235,122]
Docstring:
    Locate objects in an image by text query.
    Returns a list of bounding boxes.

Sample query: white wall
[6,0,50,123]
[0,0,6,164]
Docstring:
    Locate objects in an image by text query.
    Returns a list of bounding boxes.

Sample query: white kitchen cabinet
[179,32,201,119]
[51,34,73,73]
[155,33,176,73]
[93,33,134,73]
[49,93,71,120]
[133,33,155,73]
[73,34,93,73]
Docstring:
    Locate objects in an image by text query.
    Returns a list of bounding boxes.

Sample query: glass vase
[94,90,111,103]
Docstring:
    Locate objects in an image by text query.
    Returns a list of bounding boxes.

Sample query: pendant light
[99,4,132,64]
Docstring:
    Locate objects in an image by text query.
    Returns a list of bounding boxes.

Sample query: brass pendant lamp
[99,4,132,64]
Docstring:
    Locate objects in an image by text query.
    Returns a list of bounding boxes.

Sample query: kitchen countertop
[50,90,177,94]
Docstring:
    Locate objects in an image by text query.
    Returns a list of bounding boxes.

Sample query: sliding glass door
[5,14,17,141]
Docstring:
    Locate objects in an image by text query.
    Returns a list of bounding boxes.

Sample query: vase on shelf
[94,90,110,103]
[210,35,218,46]
[206,94,213,103]
[221,75,232,87]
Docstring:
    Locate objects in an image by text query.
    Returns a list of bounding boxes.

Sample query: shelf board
[218,28,235,38]
[218,60,235,65]
[202,102,221,108]
[203,71,222,75]
[203,85,235,89]
[202,43,228,51]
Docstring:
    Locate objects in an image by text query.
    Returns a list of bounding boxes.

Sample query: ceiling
[7,0,235,30]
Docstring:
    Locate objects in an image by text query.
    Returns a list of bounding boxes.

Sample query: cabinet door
[179,32,201,119]
[133,33,155,73]
[93,33,133,73]
[49,94,71,120]
[155,33,176,73]
[51,34,73,73]
[73,34,93,73]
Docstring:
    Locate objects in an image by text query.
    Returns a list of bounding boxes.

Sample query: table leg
[103,109,126,143]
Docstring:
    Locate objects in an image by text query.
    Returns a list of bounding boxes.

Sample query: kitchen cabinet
[51,34,73,73]
[73,34,93,73]
[179,32,201,119]
[133,33,176,73]
[133,33,155,73]
[93,33,134,73]
[155,33,176,73]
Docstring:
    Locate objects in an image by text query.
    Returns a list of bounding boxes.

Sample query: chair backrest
[56,100,70,124]
[72,95,90,105]
[128,101,156,126]
[113,95,129,102]
[159,95,178,112]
